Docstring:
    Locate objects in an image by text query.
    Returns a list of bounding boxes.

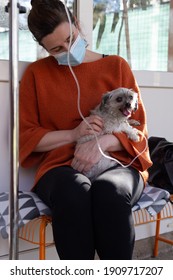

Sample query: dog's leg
[120,122,140,142]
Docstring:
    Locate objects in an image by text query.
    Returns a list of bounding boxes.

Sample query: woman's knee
[35,166,92,210]
[92,179,131,211]
[91,167,141,207]
[92,173,131,201]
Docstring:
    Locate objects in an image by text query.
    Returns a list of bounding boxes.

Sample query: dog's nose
[125,102,131,108]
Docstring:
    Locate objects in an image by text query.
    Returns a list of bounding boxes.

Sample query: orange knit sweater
[19,55,152,187]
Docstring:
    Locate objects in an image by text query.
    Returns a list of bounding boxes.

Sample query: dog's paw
[128,129,140,142]
[132,134,140,142]
[128,119,140,126]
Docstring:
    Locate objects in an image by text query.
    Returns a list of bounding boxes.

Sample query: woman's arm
[33,130,76,152]
[33,115,104,152]
[100,134,123,152]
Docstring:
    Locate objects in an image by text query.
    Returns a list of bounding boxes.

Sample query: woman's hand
[71,134,123,173]
[71,115,103,142]
[71,137,104,173]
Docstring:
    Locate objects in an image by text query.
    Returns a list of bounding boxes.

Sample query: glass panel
[0,0,9,60]
[0,0,75,61]
[92,0,171,71]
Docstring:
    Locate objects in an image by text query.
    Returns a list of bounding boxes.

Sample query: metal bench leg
[39,217,47,260]
[154,211,173,257]
[154,212,161,257]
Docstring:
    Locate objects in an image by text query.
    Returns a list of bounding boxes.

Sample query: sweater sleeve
[19,66,51,168]
[110,57,152,172]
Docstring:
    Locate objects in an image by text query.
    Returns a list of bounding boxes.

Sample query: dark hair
[28,0,75,44]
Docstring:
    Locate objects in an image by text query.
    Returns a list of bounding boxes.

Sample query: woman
[19,0,152,260]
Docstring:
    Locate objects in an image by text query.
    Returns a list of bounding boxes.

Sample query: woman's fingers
[84,115,103,133]
[72,115,103,144]
[86,115,103,128]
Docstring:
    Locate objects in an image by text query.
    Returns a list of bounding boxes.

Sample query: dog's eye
[116,97,122,102]
[129,95,133,100]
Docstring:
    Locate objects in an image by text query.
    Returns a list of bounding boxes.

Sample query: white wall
[134,70,173,141]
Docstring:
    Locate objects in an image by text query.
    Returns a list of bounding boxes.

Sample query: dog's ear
[130,90,138,112]
[100,93,111,111]
[134,100,138,111]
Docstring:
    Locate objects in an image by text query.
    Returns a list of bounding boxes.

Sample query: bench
[0,184,172,259]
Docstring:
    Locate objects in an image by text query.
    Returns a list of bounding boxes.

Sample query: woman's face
[41,22,78,55]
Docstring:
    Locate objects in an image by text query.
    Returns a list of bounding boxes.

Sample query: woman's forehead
[41,22,77,50]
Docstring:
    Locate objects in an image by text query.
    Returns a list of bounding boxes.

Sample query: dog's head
[99,88,138,118]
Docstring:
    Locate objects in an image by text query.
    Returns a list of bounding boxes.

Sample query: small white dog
[78,87,140,181]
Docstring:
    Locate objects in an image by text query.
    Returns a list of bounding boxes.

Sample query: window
[93,0,172,71]
[1,0,172,72]
[0,0,75,61]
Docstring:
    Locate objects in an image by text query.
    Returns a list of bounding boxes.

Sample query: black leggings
[34,165,144,260]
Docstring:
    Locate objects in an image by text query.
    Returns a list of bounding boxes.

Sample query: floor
[133,232,173,260]
[145,249,173,260]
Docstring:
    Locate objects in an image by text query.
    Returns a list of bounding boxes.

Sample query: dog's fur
[78,87,140,181]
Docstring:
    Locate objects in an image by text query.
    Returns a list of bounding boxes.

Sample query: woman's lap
[34,165,144,259]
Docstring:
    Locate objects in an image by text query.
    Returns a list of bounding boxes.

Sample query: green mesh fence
[93,0,170,71]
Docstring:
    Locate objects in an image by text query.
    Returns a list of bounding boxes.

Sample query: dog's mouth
[120,108,132,117]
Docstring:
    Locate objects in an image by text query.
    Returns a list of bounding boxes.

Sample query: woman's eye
[54,48,62,53]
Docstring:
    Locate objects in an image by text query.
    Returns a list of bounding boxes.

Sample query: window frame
[168,0,173,71]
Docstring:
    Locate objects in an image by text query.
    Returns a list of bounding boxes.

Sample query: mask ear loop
[63,3,148,168]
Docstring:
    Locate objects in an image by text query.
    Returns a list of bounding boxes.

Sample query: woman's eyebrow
[49,32,75,52]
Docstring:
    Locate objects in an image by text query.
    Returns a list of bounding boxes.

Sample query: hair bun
[31,0,62,7]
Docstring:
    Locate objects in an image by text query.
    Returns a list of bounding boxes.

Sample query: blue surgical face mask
[54,34,87,66]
